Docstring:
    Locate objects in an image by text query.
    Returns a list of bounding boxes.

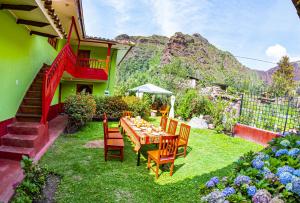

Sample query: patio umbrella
[129,83,173,95]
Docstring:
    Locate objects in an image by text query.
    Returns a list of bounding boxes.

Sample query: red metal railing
[76,58,106,69]
[41,43,76,124]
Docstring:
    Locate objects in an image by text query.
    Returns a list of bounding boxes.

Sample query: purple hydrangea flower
[252,189,272,203]
[279,172,293,185]
[205,180,215,188]
[288,148,300,157]
[234,175,251,186]
[252,159,264,169]
[292,178,300,196]
[277,166,295,176]
[270,197,285,203]
[210,177,219,184]
[280,140,290,147]
[275,149,288,157]
[222,187,235,197]
[293,169,300,177]
[282,132,290,137]
[247,186,256,197]
[201,190,225,203]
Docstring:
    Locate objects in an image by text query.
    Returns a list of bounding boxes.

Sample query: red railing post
[105,43,112,73]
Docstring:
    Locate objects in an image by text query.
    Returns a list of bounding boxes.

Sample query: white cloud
[265,44,287,61]
[148,0,210,37]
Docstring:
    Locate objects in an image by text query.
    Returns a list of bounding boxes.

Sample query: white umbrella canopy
[129,83,173,95]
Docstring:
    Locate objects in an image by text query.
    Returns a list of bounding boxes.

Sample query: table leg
[137,151,141,166]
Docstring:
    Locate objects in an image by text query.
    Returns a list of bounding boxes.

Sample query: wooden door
[77,50,90,67]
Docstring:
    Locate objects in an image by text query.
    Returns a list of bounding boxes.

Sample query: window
[77,84,93,94]
[48,37,57,49]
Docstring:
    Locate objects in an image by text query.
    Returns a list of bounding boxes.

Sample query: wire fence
[238,93,300,134]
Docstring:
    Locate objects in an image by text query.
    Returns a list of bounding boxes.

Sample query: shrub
[176,90,214,120]
[122,96,151,119]
[64,92,96,133]
[12,156,50,202]
[200,134,300,202]
[94,96,128,120]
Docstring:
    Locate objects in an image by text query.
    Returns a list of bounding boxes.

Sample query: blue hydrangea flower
[296,141,300,146]
[292,178,300,196]
[282,132,290,137]
[288,148,300,157]
[275,149,289,157]
[293,169,300,177]
[205,180,215,188]
[286,183,293,191]
[277,166,295,176]
[222,187,235,197]
[234,175,251,186]
[255,152,269,160]
[260,167,271,175]
[252,159,264,169]
[280,140,290,147]
[210,177,219,184]
[279,172,293,185]
[247,186,256,197]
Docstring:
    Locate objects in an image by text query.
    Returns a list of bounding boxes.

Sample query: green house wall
[0,10,60,122]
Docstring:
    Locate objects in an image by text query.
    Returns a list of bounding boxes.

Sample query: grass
[39,117,263,202]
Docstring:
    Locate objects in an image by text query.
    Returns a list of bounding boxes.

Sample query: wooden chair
[160,106,170,117]
[167,119,178,135]
[103,120,123,139]
[122,111,133,117]
[147,135,179,179]
[103,113,119,133]
[103,120,124,161]
[160,116,168,132]
[177,123,191,157]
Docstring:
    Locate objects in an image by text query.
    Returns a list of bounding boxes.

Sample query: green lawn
[39,118,263,202]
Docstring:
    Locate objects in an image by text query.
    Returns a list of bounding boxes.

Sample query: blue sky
[82,0,300,71]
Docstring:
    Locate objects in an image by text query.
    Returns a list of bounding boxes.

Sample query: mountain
[115,32,262,94]
[257,61,300,84]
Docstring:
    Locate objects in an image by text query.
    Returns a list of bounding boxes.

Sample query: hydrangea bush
[200,134,300,202]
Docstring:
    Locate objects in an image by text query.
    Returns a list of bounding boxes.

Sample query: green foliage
[176,90,213,120]
[122,96,151,119]
[64,92,96,133]
[94,96,128,120]
[271,56,296,96]
[12,156,50,203]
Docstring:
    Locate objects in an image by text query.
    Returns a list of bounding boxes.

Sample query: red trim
[47,103,64,121]
[0,118,14,138]
[233,123,280,146]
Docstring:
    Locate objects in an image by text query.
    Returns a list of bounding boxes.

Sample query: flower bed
[200,134,300,202]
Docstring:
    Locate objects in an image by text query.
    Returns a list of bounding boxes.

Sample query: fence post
[238,93,244,122]
[283,97,290,134]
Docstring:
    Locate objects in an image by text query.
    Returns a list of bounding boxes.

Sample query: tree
[271,56,295,96]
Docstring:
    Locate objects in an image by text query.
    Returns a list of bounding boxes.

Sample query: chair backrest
[123,111,132,117]
[103,112,107,120]
[159,135,179,159]
[167,119,178,135]
[103,119,108,146]
[179,123,191,143]
[160,116,168,131]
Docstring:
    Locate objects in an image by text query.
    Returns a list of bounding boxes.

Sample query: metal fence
[238,93,300,133]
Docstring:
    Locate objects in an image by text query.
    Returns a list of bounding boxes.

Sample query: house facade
[0,0,132,161]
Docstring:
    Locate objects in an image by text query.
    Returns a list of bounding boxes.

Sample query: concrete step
[16,113,41,122]
[22,97,41,106]
[1,134,39,148]
[0,146,35,161]
[29,84,42,91]
[26,90,41,98]
[7,122,44,135]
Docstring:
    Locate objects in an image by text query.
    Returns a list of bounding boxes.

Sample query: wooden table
[120,117,167,166]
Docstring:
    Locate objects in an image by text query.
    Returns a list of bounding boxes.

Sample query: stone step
[1,134,39,148]
[0,146,35,161]
[16,113,41,122]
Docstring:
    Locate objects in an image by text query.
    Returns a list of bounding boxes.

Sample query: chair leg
[184,145,187,157]
[156,163,159,179]
[170,162,174,176]
[147,156,151,169]
[104,149,107,161]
